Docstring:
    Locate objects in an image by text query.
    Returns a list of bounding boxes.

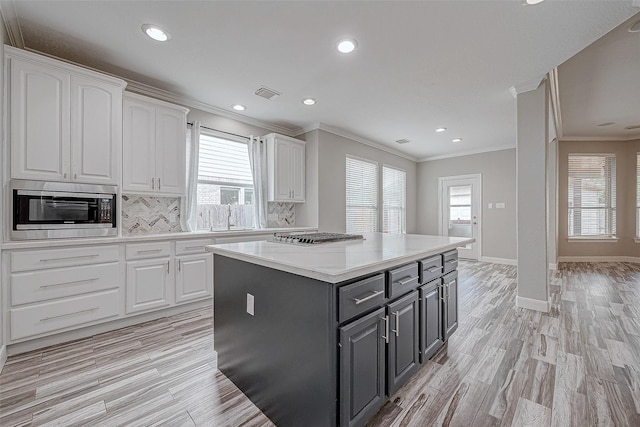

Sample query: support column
[516,82,550,312]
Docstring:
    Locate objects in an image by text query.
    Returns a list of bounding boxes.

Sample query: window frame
[567,153,617,241]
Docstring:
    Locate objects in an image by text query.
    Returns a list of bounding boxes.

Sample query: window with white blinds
[568,154,616,237]
[382,166,406,234]
[195,129,254,230]
[637,153,640,238]
[346,157,378,233]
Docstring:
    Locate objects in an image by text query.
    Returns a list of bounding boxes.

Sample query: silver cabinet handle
[41,307,98,321]
[428,266,442,273]
[184,246,204,251]
[158,178,161,190]
[151,178,155,190]
[41,278,98,289]
[136,249,162,254]
[353,289,384,305]
[447,259,458,264]
[391,311,400,337]
[397,276,418,286]
[74,173,77,180]
[380,315,389,343]
[63,172,67,179]
[40,254,98,262]
[167,261,170,273]
[178,260,181,272]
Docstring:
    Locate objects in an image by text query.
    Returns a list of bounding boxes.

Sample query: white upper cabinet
[122,93,188,196]
[264,133,306,203]
[7,47,125,184]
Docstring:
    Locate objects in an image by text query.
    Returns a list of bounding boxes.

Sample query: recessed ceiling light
[141,24,170,42]
[452,138,463,143]
[629,20,640,33]
[302,98,316,106]
[524,0,545,5]
[337,38,357,54]
[435,127,447,133]
[232,104,246,111]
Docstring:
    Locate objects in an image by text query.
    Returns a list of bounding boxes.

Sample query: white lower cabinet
[176,253,212,303]
[125,242,173,314]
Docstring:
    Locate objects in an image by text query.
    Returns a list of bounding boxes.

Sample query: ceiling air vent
[395,139,410,144]
[625,124,640,130]
[255,86,281,100]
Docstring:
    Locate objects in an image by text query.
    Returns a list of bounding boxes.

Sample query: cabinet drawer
[11,262,119,306]
[176,239,212,255]
[126,241,171,260]
[442,250,459,274]
[387,263,420,299]
[11,245,119,272]
[419,255,443,284]
[10,289,120,340]
[338,274,385,323]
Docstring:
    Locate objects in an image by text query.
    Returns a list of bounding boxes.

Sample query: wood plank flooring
[1,261,638,426]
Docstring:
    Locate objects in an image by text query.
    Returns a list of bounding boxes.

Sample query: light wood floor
[1,261,639,426]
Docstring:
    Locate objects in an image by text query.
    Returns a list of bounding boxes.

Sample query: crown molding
[302,123,418,162]
[559,134,640,142]
[0,0,24,48]
[509,76,545,98]
[418,144,516,162]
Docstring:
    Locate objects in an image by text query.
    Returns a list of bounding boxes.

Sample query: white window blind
[637,153,640,238]
[382,166,406,234]
[568,154,616,237]
[346,157,378,233]
[198,133,253,186]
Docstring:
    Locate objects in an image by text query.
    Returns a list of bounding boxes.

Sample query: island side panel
[214,255,338,427]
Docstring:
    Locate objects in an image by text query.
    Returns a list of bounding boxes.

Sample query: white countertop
[1,227,317,250]
[206,232,474,283]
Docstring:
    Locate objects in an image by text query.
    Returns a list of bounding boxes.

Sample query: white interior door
[439,174,481,260]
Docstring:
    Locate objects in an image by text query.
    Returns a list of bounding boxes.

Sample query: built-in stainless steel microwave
[10,180,118,240]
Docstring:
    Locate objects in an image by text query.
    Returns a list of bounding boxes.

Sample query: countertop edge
[1,227,317,250]
[206,238,473,284]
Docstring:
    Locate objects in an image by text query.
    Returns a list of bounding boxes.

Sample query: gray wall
[187,107,274,139]
[296,129,318,228]
[309,130,418,233]
[558,139,640,257]
[1,17,7,367]
[417,149,517,261]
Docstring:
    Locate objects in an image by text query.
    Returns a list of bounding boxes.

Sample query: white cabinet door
[70,74,122,184]
[155,106,186,196]
[175,253,213,303]
[273,139,292,201]
[126,258,172,313]
[291,141,305,202]
[123,97,156,192]
[10,57,70,181]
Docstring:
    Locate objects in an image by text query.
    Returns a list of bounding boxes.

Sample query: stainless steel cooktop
[271,232,364,245]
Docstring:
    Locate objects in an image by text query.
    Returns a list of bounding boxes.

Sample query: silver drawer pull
[137,249,162,254]
[397,276,418,286]
[447,280,456,287]
[447,259,458,264]
[381,315,389,343]
[40,307,98,322]
[391,311,400,337]
[428,266,442,273]
[40,254,99,262]
[41,278,98,288]
[184,246,204,251]
[353,289,384,305]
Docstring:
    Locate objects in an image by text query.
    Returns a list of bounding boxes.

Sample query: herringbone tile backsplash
[121,194,182,235]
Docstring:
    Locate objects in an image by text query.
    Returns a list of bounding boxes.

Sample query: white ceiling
[2,0,639,160]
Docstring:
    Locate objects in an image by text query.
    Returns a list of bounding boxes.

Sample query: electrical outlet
[488,203,493,209]
[246,293,255,316]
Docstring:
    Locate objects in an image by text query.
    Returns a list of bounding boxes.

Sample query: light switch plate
[246,293,255,316]
[488,203,493,209]
[496,202,505,209]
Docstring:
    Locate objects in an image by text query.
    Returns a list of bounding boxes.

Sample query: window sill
[635,238,640,244]
[567,237,618,243]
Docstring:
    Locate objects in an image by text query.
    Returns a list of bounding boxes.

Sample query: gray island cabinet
[206,233,472,427]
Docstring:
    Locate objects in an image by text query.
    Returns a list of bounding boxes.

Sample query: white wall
[417,149,517,261]
[308,129,417,233]
[296,129,318,228]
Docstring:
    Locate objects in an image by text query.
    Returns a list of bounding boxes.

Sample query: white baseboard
[557,256,640,263]
[0,345,7,373]
[516,296,550,313]
[481,256,518,265]
[549,263,558,271]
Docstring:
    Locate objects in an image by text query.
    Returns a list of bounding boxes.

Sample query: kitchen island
[206,233,473,427]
